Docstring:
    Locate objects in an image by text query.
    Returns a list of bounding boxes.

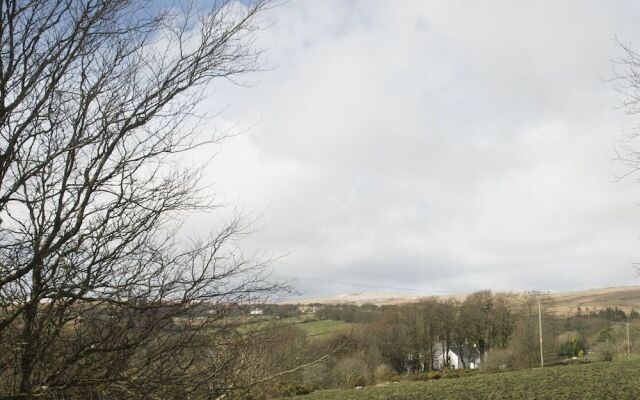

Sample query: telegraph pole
[538,294,544,368]
[627,322,631,357]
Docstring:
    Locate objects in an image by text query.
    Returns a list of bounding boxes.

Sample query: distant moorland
[286,285,640,315]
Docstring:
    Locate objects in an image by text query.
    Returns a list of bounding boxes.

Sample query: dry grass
[284,286,640,316]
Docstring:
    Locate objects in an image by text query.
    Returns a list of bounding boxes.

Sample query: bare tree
[507,293,555,369]
[611,40,640,183]
[610,40,640,280]
[0,1,285,399]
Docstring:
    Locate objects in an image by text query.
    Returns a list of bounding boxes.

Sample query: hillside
[550,285,640,315]
[285,285,640,315]
[292,359,640,400]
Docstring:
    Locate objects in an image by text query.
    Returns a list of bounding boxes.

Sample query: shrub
[440,368,479,379]
[484,348,514,370]
[426,371,442,380]
[594,327,613,344]
[334,356,369,387]
[557,331,586,358]
[441,369,463,379]
[373,363,396,382]
[302,363,331,388]
[592,341,616,362]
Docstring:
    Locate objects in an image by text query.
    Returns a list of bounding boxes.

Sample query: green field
[238,316,355,338]
[294,359,640,400]
[295,319,355,337]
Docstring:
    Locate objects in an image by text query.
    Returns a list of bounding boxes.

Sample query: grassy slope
[253,316,354,337]
[550,286,640,315]
[295,319,355,337]
[295,359,640,400]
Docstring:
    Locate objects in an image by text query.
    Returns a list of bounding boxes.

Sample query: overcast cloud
[185,0,640,298]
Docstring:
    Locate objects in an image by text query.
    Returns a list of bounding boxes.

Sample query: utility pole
[627,322,631,357]
[538,294,544,368]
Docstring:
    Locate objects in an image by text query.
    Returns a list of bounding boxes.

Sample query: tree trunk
[458,344,467,369]
[19,261,42,395]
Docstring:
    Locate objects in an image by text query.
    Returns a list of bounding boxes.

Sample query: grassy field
[294,359,640,400]
[295,319,355,337]
[244,316,355,337]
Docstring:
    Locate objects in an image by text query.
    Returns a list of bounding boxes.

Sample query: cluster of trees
[253,292,640,396]
[247,291,557,395]
[575,307,638,321]
[355,292,516,372]
[354,292,558,373]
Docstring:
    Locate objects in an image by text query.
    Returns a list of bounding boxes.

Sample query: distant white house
[434,343,481,370]
[298,305,319,314]
[249,308,263,315]
[405,343,481,373]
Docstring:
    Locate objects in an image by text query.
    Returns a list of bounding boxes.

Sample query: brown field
[285,285,640,315]
[549,285,640,315]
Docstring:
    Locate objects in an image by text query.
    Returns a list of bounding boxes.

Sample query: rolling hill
[284,285,640,315]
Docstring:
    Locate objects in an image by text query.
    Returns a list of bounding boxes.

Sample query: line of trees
[575,306,637,321]
[357,291,554,373]
[252,293,640,395]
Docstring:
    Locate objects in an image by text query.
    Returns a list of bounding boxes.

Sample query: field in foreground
[293,359,640,400]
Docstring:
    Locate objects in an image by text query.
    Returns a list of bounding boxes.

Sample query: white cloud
[186,0,640,296]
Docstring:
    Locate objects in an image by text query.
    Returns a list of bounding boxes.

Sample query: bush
[373,363,397,382]
[484,348,514,370]
[302,363,331,389]
[594,327,613,344]
[592,341,616,362]
[557,331,586,358]
[440,368,479,379]
[334,357,369,387]
[440,369,463,379]
[426,371,442,380]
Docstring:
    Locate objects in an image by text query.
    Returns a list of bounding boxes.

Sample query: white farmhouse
[298,305,319,314]
[405,343,481,373]
[433,343,481,370]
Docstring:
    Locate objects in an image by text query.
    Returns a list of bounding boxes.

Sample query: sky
[185,0,640,298]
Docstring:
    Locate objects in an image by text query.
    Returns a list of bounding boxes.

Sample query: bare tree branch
[0,1,290,399]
